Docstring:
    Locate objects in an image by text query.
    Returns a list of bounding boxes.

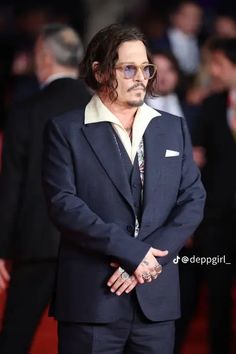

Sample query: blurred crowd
[0,0,235,354]
[0,0,236,129]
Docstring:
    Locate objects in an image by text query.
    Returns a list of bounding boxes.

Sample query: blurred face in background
[34,36,53,84]
[207,50,236,88]
[153,54,179,95]
[214,16,236,38]
[34,36,46,83]
[172,3,202,35]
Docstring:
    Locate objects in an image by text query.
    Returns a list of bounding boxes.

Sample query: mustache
[127,83,146,92]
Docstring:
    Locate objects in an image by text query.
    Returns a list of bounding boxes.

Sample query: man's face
[114,40,150,108]
[208,50,236,88]
[214,17,236,38]
[153,54,179,95]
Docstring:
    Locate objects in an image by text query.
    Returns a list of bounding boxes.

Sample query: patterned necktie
[134,138,144,237]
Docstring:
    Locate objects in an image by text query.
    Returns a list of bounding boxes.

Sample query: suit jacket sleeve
[0,105,29,257]
[42,118,150,274]
[145,117,206,265]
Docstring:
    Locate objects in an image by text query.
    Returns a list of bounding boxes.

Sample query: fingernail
[116,292,120,296]
[107,282,111,286]
[110,288,115,293]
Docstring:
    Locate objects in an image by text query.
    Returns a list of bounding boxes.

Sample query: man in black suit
[43,23,205,354]
[0,23,90,353]
[192,37,236,354]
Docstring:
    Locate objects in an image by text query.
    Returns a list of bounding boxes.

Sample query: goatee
[127,99,144,107]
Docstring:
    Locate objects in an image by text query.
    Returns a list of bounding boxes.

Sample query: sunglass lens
[143,65,154,79]
[124,65,136,79]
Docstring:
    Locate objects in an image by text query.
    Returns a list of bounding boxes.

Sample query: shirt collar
[168,28,195,40]
[84,94,161,127]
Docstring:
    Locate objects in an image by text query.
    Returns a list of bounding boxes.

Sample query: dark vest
[112,130,143,224]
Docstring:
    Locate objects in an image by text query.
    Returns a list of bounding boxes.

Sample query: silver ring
[121,271,130,280]
[142,272,152,280]
[118,266,124,273]
[154,263,162,274]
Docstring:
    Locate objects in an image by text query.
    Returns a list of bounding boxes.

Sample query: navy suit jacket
[42,108,205,323]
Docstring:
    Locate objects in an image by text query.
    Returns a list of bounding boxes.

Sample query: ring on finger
[142,272,152,281]
[151,273,158,279]
[121,271,130,280]
[118,266,124,273]
[154,264,162,274]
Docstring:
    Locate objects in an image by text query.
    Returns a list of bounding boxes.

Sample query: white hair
[41,23,84,68]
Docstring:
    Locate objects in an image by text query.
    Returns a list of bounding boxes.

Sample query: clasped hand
[107,247,168,296]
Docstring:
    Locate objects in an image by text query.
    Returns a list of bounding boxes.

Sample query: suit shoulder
[150,110,189,145]
[50,108,85,128]
[154,109,183,127]
[157,109,183,119]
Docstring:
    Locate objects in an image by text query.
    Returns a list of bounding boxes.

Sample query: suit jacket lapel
[141,118,166,237]
[82,122,135,213]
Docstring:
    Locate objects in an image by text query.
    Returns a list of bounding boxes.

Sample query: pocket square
[165,149,180,157]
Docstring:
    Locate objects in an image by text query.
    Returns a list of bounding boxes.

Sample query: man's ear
[92,61,103,83]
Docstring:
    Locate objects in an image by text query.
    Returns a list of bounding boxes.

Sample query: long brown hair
[79,23,157,101]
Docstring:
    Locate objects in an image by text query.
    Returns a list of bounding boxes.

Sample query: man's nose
[134,67,145,81]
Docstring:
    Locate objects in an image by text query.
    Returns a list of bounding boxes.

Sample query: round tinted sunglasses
[115,63,157,80]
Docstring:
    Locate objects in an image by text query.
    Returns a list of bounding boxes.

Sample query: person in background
[184,11,236,111]
[42,23,205,354]
[83,0,141,45]
[146,49,203,135]
[213,12,236,38]
[145,50,184,117]
[148,1,203,78]
[192,37,236,354]
[0,23,91,354]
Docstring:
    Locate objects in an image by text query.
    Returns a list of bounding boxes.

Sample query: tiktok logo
[173,256,180,264]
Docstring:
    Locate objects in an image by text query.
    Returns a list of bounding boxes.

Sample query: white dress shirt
[168,28,200,75]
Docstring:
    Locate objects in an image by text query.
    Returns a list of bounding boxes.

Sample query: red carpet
[0,283,235,354]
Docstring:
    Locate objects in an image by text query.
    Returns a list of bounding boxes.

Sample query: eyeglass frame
[115,63,157,80]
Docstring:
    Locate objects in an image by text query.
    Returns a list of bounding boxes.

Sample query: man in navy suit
[43,23,206,354]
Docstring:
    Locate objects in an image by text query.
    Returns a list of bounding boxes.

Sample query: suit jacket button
[127,225,134,234]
